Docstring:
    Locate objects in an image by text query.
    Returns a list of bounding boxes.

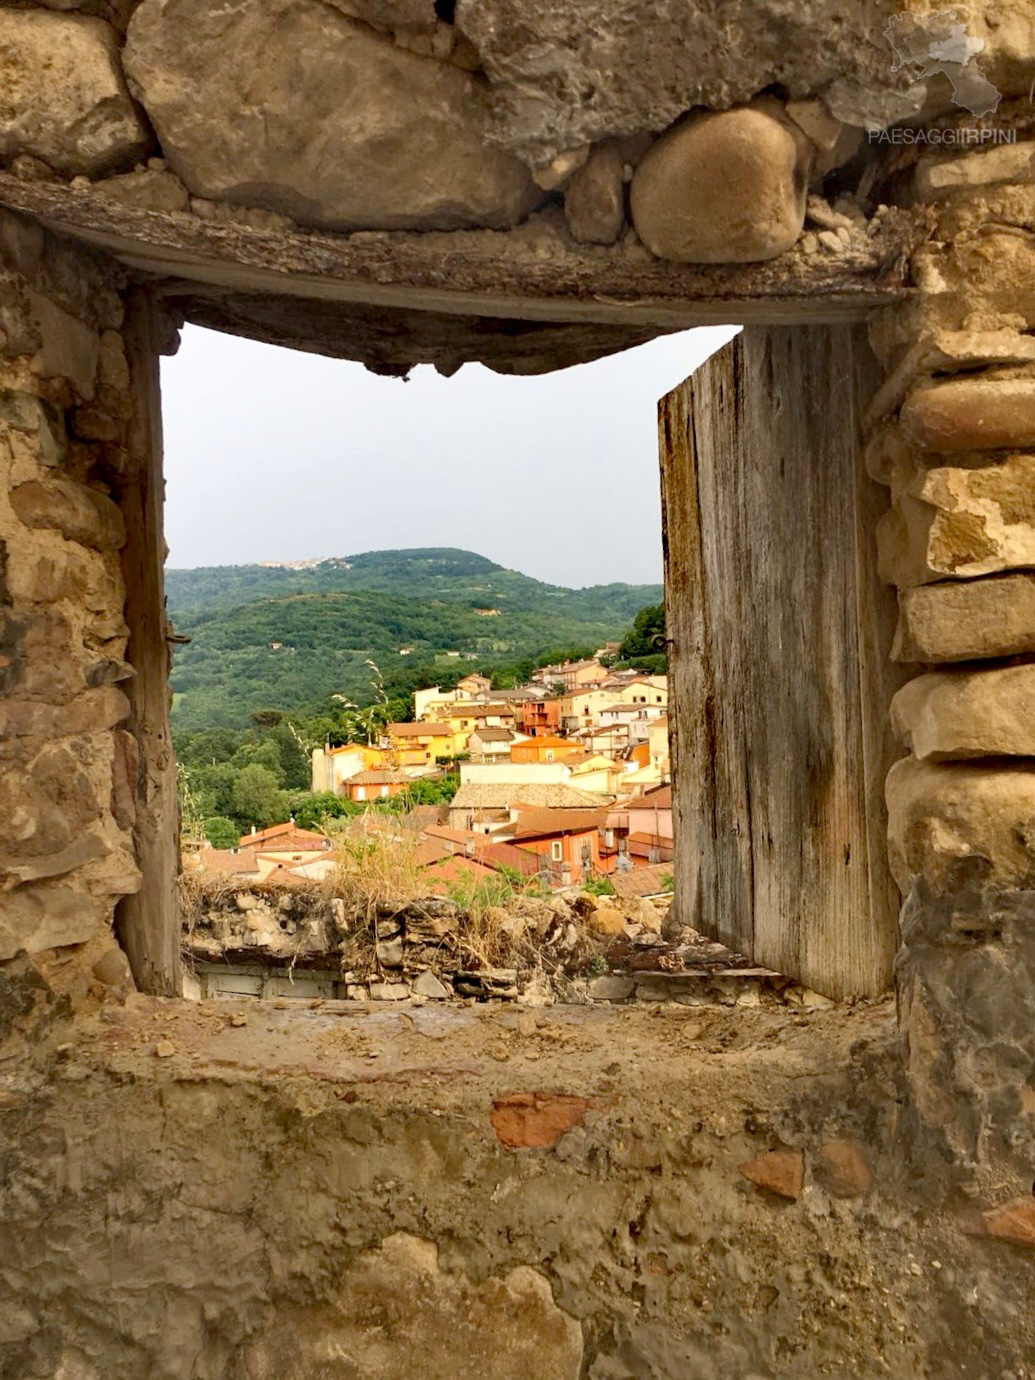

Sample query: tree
[250,708,285,729]
[204,816,240,849]
[400,774,459,807]
[288,791,354,831]
[231,737,285,778]
[189,761,239,819]
[232,764,288,830]
[617,604,666,665]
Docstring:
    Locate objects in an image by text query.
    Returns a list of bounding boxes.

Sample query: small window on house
[550,840,563,862]
[545,749,554,761]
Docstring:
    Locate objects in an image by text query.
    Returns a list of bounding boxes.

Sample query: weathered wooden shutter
[659,325,904,999]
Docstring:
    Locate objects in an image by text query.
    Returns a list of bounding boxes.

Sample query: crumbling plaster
[3,968,1035,1380]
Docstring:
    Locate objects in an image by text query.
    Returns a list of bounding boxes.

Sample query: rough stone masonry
[0,211,140,969]
[1,1,1035,1375]
[868,134,1035,1178]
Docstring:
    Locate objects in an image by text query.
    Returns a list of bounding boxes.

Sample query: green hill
[167,548,662,730]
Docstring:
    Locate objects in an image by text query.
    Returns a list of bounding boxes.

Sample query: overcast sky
[161,322,738,589]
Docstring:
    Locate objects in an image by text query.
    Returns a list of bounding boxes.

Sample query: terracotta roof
[512,807,608,839]
[424,823,478,846]
[611,864,673,900]
[192,846,262,878]
[414,838,453,866]
[450,783,608,811]
[466,704,515,718]
[252,833,332,855]
[470,727,514,742]
[512,735,571,751]
[391,721,453,737]
[255,848,330,867]
[634,785,672,808]
[239,822,329,848]
[421,854,499,890]
[479,841,541,876]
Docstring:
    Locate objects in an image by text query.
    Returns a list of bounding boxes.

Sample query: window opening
[161,323,732,1005]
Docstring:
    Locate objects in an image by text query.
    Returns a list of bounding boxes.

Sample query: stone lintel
[0,176,917,372]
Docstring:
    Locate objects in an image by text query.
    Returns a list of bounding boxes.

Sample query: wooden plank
[114,290,182,996]
[660,326,905,999]
[0,176,916,336]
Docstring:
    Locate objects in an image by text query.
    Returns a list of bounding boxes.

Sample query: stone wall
[0,0,1029,279]
[0,209,142,971]
[869,135,1035,1174]
[3,973,1034,1380]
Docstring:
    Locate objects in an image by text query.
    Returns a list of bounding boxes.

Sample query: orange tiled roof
[424,823,478,846]
[511,807,608,839]
[192,846,262,877]
[421,854,499,890]
[611,864,672,900]
[479,841,541,876]
[238,823,330,850]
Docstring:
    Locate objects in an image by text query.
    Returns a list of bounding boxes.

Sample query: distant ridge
[166,547,662,730]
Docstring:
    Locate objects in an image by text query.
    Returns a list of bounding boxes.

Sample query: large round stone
[629,105,811,263]
[123,0,540,233]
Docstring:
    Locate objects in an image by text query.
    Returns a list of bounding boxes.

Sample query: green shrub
[203,816,239,849]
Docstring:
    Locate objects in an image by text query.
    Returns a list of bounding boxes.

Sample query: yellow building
[566,753,628,796]
[387,721,464,764]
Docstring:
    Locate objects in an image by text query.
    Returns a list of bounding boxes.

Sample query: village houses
[307,654,673,889]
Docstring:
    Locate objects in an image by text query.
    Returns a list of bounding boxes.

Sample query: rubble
[182,878,798,1009]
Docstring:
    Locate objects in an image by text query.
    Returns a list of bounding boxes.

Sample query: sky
[160,322,738,589]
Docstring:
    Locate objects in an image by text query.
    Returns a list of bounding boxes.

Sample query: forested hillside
[168,547,662,730]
